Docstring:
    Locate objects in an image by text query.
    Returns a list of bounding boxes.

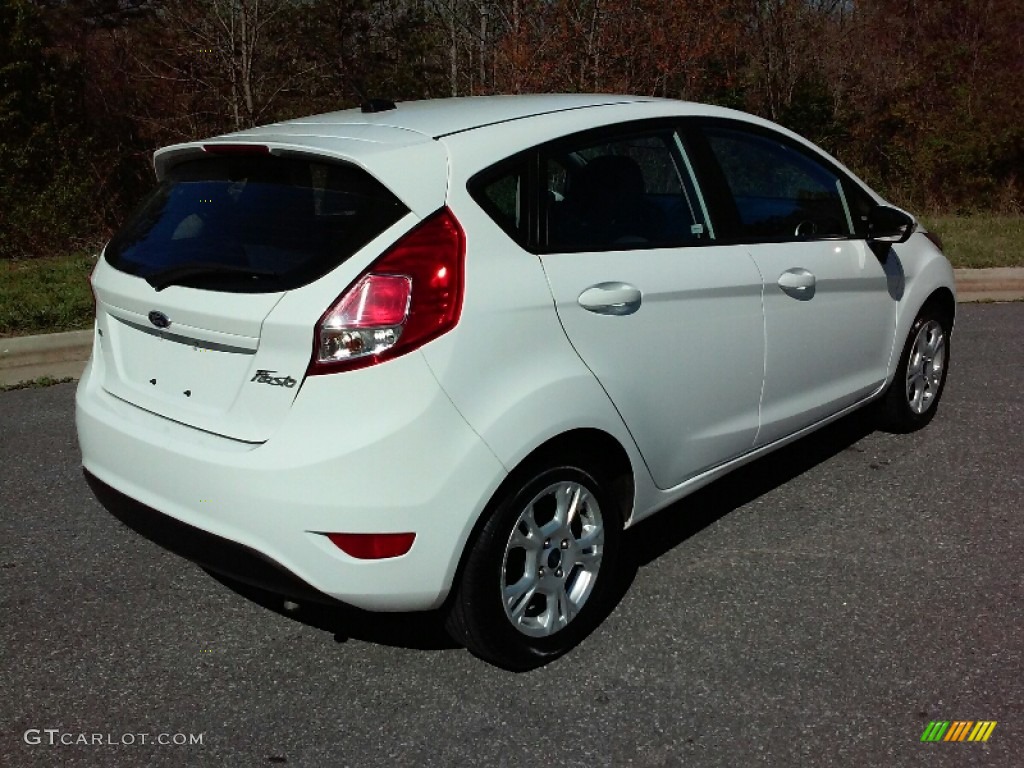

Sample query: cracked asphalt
[1,303,1021,767]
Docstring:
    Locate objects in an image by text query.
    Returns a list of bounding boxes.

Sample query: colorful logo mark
[921,721,997,742]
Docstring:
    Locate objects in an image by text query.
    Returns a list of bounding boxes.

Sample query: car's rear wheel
[446,461,623,670]
[880,305,951,432]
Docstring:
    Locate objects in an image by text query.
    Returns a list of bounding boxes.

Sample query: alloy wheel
[905,319,946,415]
[501,481,605,637]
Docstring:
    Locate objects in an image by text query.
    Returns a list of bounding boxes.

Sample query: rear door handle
[777,268,816,300]
[577,282,643,316]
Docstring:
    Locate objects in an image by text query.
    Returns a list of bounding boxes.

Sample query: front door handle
[777,268,816,300]
[577,282,643,316]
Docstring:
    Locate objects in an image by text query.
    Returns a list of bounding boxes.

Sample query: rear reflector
[326,532,416,559]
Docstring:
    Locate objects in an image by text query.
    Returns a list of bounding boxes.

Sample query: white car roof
[154,95,663,174]
[151,95,875,216]
[204,94,756,146]
[152,96,708,215]
[274,94,654,139]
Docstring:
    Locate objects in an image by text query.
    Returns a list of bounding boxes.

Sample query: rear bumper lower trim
[85,469,339,606]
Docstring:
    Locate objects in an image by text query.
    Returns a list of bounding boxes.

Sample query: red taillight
[309,207,465,375]
[326,532,416,559]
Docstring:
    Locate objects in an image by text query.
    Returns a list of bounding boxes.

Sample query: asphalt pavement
[1,303,1022,767]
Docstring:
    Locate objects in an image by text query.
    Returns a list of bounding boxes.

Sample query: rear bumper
[85,470,339,605]
[75,351,507,611]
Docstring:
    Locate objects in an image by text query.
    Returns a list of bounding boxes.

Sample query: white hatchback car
[77,94,954,669]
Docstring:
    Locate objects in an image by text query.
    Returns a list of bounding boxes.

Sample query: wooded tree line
[1,0,1021,259]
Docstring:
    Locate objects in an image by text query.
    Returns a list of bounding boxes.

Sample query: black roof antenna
[348,78,397,114]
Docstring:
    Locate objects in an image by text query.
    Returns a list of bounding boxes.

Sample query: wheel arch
[478,427,635,539]
[510,428,636,524]
[879,284,953,432]
[918,286,956,329]
[441,427,636,610]
[887,285,956,384]
[885,238,956,386]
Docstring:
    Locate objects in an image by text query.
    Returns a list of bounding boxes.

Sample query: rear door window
[106,155,408,292]
[541,129,711,252]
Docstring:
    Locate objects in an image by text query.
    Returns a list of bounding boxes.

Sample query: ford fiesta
[77,94,954,669]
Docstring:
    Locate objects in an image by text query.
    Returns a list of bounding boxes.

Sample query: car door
[538,125,765,490]
[696,124,897,445]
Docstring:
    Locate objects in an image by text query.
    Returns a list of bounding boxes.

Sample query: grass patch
[0,375,76,393]
[919,214,1024,268]
[0,253,97,336]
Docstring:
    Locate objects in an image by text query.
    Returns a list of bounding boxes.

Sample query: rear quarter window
[470,157,531,247]
[106,155,408,292]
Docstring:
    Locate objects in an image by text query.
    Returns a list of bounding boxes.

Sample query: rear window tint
[106,155,408,292]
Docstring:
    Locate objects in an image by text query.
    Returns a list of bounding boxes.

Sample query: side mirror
[866,205,915,244]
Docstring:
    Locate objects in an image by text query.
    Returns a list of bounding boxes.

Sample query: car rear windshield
[105,154,408,292]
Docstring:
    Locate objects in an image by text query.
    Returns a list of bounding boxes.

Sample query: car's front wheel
[446,461,624,670]
[880,304,951,432]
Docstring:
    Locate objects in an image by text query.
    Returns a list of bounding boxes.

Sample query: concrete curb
[950,267,1024,303]
[0,330,93,387]
[1,268,1021,387]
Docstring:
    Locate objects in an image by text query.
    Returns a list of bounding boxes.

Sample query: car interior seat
[563,155,663,247]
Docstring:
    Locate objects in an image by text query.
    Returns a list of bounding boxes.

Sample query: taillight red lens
[326,532,416,559]
[309,207,465,375]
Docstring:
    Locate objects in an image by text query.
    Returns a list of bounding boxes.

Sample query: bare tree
[144,0,302,131]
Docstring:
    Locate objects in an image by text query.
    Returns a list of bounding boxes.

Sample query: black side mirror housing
[866,205,915,244]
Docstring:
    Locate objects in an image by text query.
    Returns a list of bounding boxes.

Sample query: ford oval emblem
[148,311,171,329]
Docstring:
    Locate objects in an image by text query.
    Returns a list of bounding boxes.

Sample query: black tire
[880,305,951,433]
[445,461,624,670]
